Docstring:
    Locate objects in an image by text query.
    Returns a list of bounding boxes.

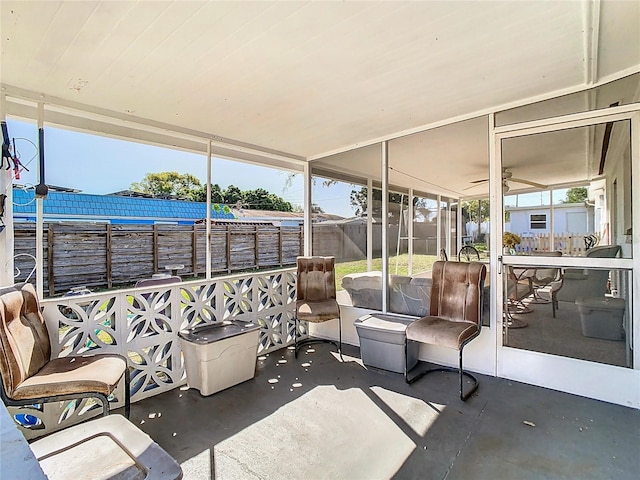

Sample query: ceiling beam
[0,84,306,167]
[584,0,602,85]
[308,65,640,163]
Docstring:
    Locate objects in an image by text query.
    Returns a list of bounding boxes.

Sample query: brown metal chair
[405,261,486,401]
[0,283,130,421]
[294,256,342,358]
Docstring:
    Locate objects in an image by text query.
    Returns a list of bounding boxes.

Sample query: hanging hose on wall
[1,121,11,171]
[0,121,30,181]
[35,127,48,198]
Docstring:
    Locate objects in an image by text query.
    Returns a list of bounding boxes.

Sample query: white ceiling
[1,1,639,196]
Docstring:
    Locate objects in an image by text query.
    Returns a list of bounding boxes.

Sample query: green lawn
[335,254,438,290]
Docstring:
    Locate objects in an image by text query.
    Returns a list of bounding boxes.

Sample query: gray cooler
[576,296,626,341]
[355,313,419,373]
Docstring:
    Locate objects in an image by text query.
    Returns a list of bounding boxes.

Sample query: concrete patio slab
[128,344,639,480]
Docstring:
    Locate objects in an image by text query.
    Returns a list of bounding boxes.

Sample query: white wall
[507,203,590,236]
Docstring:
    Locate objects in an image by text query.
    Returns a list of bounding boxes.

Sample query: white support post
[36,103,44,299]
[303,163,312,256]
[367,177,373,271]
[489,112,501,376]
[0,94,13,286]
[630,112,639,372]
[206,140,212,280]
[446,198,452,257]
[548,190,554,251]
[436,195,442,256]
[381,142,389,313]
[457,200,463,254]
[408,188,414,275]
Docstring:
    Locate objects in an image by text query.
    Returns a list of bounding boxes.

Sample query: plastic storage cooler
[178,320,261,396]
[354,313,419,373]
[576,296,626,341]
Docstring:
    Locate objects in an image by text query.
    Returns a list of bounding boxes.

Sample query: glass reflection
[501,120,632,259]
[504,265,633,368]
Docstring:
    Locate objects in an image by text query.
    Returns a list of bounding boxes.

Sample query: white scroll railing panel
[14,269,297,439]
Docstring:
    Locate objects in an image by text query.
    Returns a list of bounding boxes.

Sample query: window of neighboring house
[530,214,547,229]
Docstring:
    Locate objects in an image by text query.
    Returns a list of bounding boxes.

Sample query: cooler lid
[178,320,260,344]
[575,296,626,310]
[355,314,412,332]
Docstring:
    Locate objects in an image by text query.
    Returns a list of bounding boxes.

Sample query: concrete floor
[130,344,639,480]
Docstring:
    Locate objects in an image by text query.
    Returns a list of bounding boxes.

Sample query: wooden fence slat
[47,224,55,296]
[13,222,305,294]
[153,224,158,273]
[106,224,112,288]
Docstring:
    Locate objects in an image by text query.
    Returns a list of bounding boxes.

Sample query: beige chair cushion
[296,299,340,323]
[12,354,127,400]
[406,317,478,350]
[0,283,51,396]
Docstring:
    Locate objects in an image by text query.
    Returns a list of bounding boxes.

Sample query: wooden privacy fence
[13,223,303,295]
[517,233,594,256]
[311,223,440,260]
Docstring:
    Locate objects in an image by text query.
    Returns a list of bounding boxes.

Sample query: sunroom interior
[1,2,639,460]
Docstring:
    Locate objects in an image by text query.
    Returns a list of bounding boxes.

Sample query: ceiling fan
[465,168,547,193]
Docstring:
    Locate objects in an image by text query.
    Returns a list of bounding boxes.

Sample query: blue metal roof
[12,189,236,223]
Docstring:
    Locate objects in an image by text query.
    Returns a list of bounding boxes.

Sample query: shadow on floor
[128,343,639,480]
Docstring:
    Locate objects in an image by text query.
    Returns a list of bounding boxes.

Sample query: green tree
[184,183,227,203]
[350,187,424,223]
[131,172,202,199]
[564,187,588,204]
[242,188,293,211]
[211,184,225,203]
[224,185,244,205]
[462,199,490,224]
[462,199,490,241]
[131,174,294,211]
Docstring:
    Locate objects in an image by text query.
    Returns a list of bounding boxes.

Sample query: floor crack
[441,399,489,480]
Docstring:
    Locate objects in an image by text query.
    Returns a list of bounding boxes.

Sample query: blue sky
[5,118,366,216]
[5,118,561,217]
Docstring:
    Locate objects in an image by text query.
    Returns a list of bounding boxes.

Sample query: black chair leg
[294,317,341,359]
[124,368,131,419]
[405,341,478,402]
[338,316,343,361]
[458,346,478,401]
[99,393,110,416]
[294,316,298,357]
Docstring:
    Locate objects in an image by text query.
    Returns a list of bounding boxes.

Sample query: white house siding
[505,203,592,237]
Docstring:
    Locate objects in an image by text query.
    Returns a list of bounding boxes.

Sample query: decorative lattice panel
[21,268,298,439]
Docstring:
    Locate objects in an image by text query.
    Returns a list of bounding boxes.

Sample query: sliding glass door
[493,108,639,407]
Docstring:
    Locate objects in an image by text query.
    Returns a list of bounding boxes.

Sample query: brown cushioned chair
[405,261,486,401]
[0,283,130,419]
[294,256,342,358]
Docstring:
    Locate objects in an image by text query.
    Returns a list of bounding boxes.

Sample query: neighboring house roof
[315,216,366,226]
[230,208,344,224]
[11,188,235,224]
[505,202,591,211]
